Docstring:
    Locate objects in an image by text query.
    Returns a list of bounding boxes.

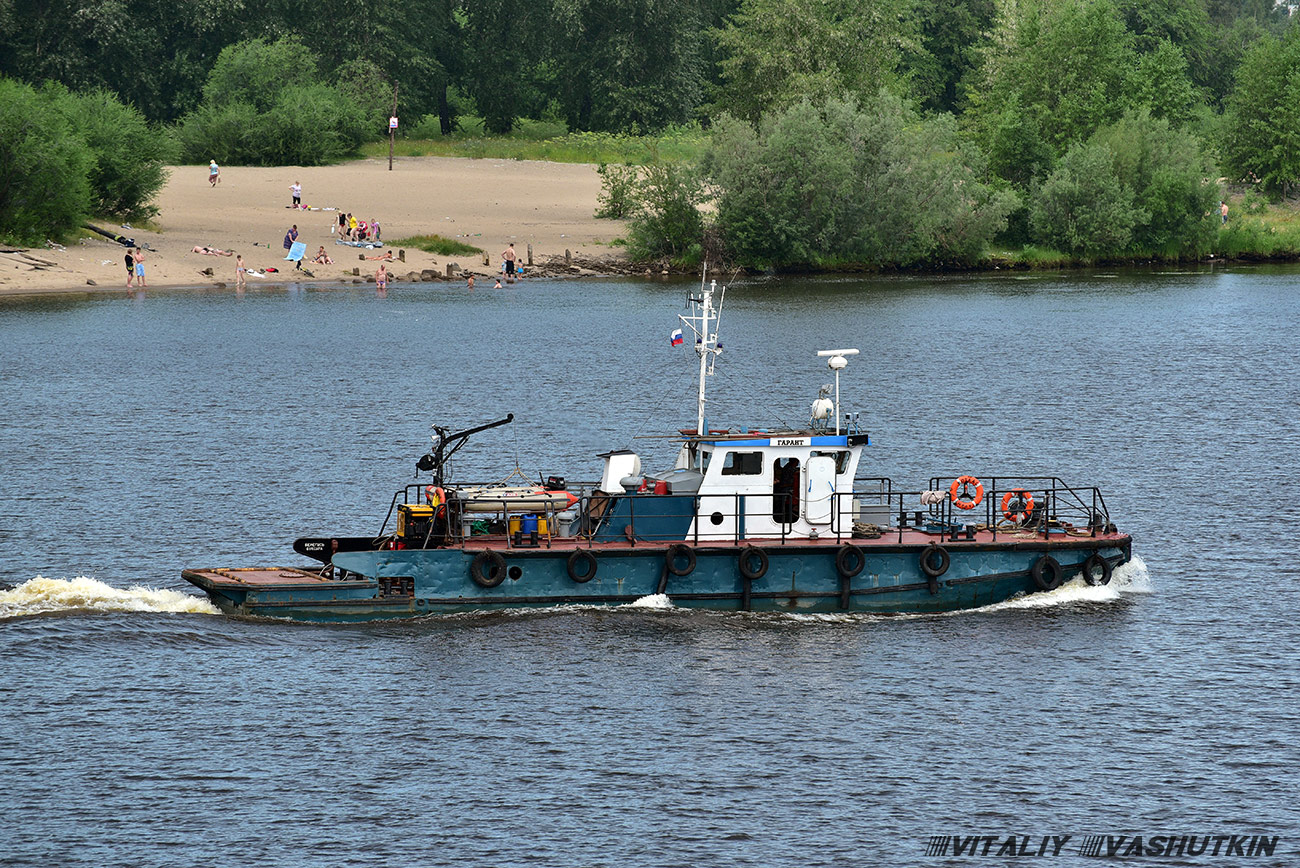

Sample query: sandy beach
[0,157,630,295]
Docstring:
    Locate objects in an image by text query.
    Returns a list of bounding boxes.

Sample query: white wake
[0,576,219,619]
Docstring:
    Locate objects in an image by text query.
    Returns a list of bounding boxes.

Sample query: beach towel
[286,241,307,262]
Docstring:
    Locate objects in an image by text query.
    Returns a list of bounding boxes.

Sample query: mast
[680,275,724,434]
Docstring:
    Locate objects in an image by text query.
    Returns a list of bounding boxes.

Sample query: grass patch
[361,119,709,166]
[389,234,482,256]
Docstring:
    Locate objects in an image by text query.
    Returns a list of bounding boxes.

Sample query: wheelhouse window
[810,450,850,475]
[720,451,763,476]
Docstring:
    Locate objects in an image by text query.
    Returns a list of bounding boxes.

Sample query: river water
[1,268,1297,866]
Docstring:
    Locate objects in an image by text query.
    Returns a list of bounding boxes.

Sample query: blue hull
[187,539,1131,621]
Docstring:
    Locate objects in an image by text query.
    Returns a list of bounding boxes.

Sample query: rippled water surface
[2,269,1298,866]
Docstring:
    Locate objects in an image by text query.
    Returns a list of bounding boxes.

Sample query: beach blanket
[334,240,384,249]
[285,241,307,262]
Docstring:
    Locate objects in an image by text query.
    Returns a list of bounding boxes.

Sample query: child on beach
[235,255,247,290]
[209,160,220,187]
[133,248,146,287]
[466,274,475,288]
[125,249,134,287]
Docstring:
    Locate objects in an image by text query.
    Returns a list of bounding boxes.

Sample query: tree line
[2,0,1299,263]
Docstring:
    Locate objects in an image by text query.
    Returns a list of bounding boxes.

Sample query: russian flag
[670,328,684,347]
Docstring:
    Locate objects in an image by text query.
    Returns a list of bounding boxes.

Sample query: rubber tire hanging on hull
[919,543,948,596]
[738,546,768,580]
[470,551,506,588]
[567,550,598,583]
[1082,552,1113,586]
[665,544,696,576]
[1031,554,1064,591]
[835,544,866,578]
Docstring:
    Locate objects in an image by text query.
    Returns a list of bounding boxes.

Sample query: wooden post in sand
[388,84,399,171]
[527,244,533,266]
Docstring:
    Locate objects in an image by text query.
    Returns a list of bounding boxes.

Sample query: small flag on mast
[670,328,684,346]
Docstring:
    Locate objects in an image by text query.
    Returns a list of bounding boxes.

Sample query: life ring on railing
[1082,552,1113,586]
[665,544,696,576]
[567,550,598,583]
[424,485,445,507]
[835,544,866,578]
[949,475,984,510]
[1001,489,1034,524]
[738,546,768,580]
[470,550,506,588]
[1031,554,1063,591]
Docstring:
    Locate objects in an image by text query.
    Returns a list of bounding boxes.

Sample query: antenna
[815,349,859,435]
[680,276,725,434]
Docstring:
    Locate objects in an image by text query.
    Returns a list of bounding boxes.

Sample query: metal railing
[374,475,1114,549]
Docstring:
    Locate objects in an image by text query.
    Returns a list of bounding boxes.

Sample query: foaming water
[966,554,1154,613]
[0,576,219,619]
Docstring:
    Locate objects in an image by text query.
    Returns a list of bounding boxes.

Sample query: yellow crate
[397,503,435,537]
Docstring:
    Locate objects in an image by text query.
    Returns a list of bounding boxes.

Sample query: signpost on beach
[388,84,399,171]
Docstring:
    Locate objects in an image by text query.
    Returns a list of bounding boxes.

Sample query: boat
[183,277,1133,621]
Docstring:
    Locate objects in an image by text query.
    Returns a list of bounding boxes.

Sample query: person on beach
[192,246,233,256]
[371,219,381,241]
[125,248,135,288]
[376,263,388,291]
[348,214,358,239]
[235,254,247,290]
[364,250,393,261]
[502,243,517,282]
[337,212,347,236]
[290,181,302,207]
[284,225,298,252]
[133,248,146,287]
[313,246,333,264]
[1221,201,1229,224]
[209,160,220,187]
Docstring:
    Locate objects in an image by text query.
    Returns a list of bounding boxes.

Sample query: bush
[708,96,1016,268]
[594,164,639,218]
[625,162,705,263]
[1030,111,1217,258]
[52,86,170,220]
[177,37,376,166]
[1030,140,1137,256]
[0,78,93,244]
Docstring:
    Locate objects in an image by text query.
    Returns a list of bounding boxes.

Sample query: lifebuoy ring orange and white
[424,485,445,507]
[949,475,984,510]
[1001,489,1035,523]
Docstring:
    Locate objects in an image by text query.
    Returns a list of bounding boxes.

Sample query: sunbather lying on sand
[364,250,394,261]
[192,245,233,256]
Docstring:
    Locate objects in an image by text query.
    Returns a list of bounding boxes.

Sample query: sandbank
[0,157,630,295]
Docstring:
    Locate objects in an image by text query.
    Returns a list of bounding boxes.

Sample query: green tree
[178,37,374,165]
[547,0,705,132]
[712,0,918,123]
[709,97,1016,268]
[1030,139,1138,256]
[461,0,544,133]
[971,0,1143,157]
[1094,110,1217,254]
[1220,25,1300,194]
[626,162,707,262]
[0,78,93,244]
[48,86,170,220]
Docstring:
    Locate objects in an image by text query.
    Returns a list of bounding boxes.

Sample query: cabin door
[804,455,836,525]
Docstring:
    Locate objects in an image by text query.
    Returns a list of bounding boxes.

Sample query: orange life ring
[1001,489,1034,523]
[424,485,445,507]
[949,475,984,510]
